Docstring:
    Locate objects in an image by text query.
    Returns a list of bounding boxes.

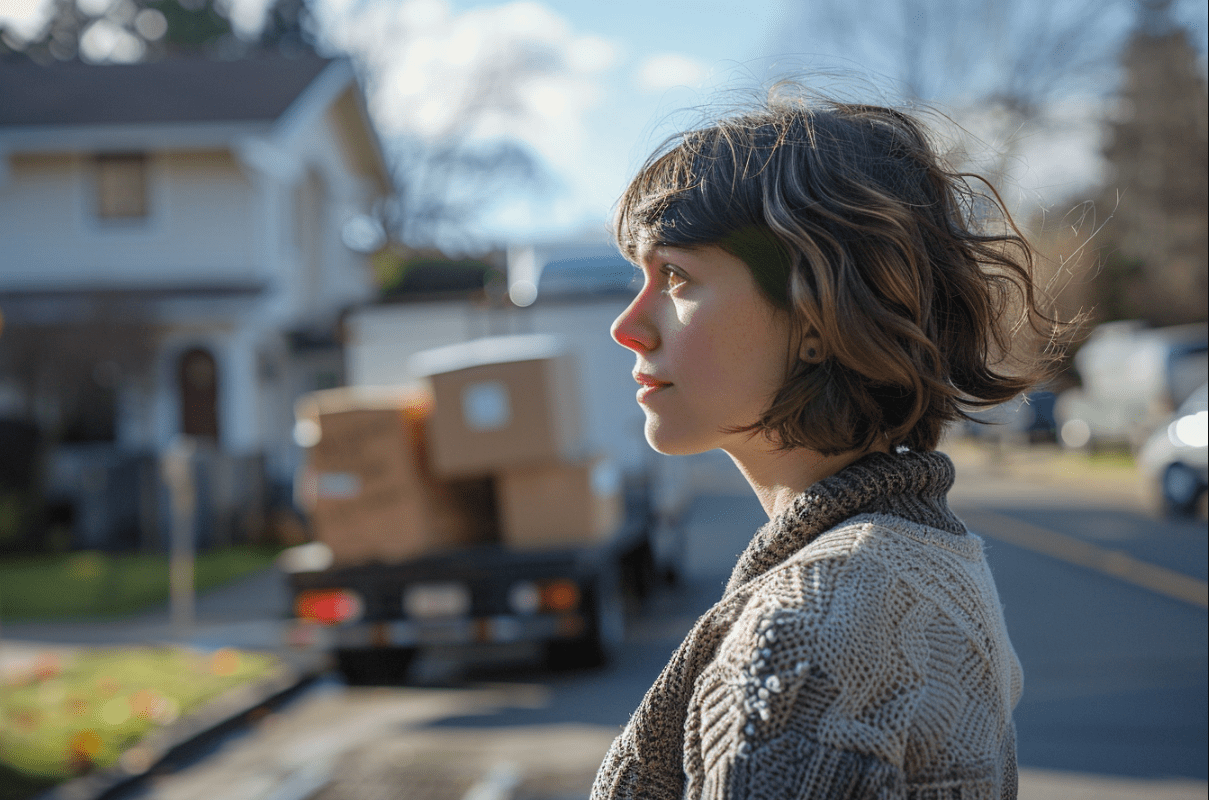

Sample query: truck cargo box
[496,457,623,549]
[409,335,585,478]
[296,387,497,566]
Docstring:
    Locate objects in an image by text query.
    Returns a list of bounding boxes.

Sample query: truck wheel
[545,571,625,671]
[335,647,416,685]
[1162,463,1203,517]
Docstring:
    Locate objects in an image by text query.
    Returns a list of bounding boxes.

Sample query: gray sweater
[591,450,1022,800]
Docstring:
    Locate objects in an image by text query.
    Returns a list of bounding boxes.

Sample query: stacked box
[495,456,624,549]
[298,386,497,566]
[410,335,584,478]
[299,336,625,556]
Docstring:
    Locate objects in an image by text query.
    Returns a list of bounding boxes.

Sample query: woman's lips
[634,373,672,403]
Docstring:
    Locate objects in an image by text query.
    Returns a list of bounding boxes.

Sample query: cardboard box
[495,457,624,549]
[297,387,498,565]
[410,336,584,478]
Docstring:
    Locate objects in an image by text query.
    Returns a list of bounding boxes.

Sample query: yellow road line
[961,508,1209,610]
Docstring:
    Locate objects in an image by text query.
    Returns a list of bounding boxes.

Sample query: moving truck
[280,335,676,681]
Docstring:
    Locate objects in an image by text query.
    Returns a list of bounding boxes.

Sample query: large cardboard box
[297,387,498,566]
[410,335,584,478]
[495,457,624,550]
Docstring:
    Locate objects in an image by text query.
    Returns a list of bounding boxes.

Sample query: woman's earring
[800,336,824,364]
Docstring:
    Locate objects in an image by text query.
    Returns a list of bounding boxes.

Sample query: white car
[1138,382,1208,517]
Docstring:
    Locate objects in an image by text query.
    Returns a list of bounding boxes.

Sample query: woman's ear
[799,334,825,364]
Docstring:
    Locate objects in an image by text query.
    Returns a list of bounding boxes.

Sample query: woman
[592,93,1058,799]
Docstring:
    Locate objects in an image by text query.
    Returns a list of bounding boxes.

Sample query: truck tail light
[295,589,364,625]
[540,580,580,612]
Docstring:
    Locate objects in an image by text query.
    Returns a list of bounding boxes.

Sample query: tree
[0,0,313,64]
[381,136,549,253]
[780,0,1132,199]
[1094,1,1209,324]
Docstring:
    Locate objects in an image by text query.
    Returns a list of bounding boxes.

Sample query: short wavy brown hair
[616,93,1062,455]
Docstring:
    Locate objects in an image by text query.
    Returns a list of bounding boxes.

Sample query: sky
[2,0,1207,248]
[310,0,805,245]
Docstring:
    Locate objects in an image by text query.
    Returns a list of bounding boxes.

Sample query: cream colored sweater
[591,451,1023,800]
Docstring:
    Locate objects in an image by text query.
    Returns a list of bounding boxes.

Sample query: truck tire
[335,647,416,685]
[545,570,625,671]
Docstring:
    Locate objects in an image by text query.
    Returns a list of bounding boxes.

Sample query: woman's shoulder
[731,514,999,649]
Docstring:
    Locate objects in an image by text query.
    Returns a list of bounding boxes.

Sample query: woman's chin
[643,418,713,456]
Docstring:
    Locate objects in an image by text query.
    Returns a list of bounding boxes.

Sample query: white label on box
[462,380,512,430]
[591,460,621,497]
[316,472,362,499]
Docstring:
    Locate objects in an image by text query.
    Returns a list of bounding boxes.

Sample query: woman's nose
[611,294,657,353]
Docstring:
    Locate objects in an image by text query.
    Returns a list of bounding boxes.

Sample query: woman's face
[611,244,795,456]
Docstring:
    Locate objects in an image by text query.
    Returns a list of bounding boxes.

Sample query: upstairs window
[96,153,148,220]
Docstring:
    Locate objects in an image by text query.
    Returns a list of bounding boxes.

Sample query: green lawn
[0,546,282,620]
[0,645,278,797]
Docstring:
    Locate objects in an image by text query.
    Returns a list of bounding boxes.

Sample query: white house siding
[0,150,260,289]
[157,151,258,281]
[0,154,80,278]
[292,109,379,319]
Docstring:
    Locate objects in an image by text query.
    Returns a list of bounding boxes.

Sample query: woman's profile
[591,89,1059,799]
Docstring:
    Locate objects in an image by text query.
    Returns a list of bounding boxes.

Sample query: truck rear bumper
[296,612,587,650]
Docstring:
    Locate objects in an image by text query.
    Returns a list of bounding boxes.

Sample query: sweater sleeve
[686,549,925,800]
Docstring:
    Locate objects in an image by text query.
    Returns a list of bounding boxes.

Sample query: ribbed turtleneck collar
[725,449,964,595]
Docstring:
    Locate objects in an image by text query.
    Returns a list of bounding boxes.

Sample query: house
[0,53,391,549]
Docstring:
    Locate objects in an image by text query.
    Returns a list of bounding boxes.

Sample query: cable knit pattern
[590,450,1023,800]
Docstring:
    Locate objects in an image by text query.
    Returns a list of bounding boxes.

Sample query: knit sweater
[591,450,1023,800]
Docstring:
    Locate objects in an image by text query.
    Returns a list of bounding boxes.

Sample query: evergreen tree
[1,0,312,64]
[1096,0,1209,324]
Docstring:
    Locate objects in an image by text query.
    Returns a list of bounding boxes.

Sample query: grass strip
[0,545,282,620]
[0,645,277,791]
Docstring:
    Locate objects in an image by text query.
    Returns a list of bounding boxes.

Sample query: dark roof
[0,53,333,127]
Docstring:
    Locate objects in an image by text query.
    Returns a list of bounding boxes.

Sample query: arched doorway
[179,347,219,440]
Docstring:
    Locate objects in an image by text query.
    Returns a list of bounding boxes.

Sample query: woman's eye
[661,265,687,293]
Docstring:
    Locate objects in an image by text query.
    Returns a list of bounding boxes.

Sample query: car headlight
[1169,411,1208,449]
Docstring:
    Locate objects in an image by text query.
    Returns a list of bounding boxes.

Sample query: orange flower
[210,648,240,677]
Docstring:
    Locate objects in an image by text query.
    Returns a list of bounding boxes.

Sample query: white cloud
[315,0,618,181]
[567,35,617,74]
[634,52,709,93]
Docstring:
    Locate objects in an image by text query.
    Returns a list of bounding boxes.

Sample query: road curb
[34,648,330,800]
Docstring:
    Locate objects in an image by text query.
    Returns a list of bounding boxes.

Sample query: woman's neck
[726,439,890,520]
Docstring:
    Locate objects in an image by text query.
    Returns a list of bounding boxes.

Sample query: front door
[179,347,219,440]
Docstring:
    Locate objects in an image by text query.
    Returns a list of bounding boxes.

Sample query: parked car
[1138,382,1208,517]
[1055,321,1207,452]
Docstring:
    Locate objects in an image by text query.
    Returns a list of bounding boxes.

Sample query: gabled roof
[0,53,333,127]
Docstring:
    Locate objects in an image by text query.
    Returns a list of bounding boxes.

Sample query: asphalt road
[112,444,1207,800]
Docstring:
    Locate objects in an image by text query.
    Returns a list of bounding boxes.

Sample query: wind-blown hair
[616,92,1062,455]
